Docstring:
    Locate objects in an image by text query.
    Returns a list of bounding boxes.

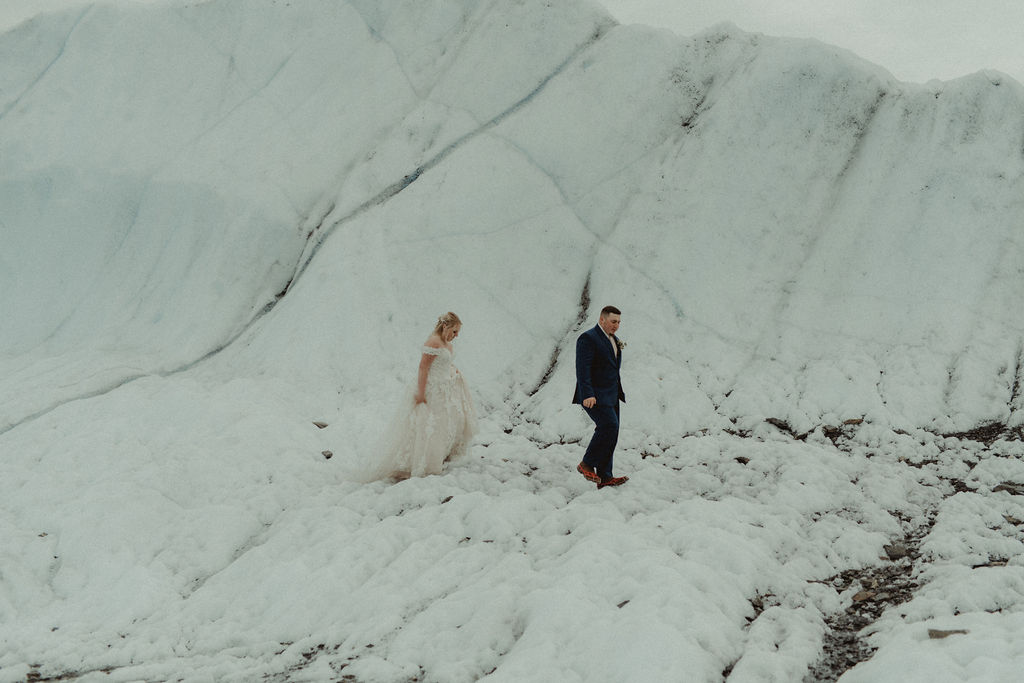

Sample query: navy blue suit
[573,325,625,478]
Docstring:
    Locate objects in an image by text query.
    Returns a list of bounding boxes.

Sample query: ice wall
[2,0,1023,435]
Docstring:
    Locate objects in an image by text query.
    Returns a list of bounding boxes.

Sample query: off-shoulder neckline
[422,345,453,354]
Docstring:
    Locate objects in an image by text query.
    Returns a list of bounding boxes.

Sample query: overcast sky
[1,0,1022,85]
[600,0,1024,84]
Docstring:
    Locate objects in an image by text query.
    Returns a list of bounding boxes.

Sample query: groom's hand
[583,397,597,408]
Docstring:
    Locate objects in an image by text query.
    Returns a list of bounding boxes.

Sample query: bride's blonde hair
[433,311,462,337]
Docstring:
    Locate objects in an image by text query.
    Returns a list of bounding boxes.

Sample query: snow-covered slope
[2,1,1024,681]
[3,0,1023,437]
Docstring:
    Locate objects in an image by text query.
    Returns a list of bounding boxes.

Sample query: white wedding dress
[365,346,477,480]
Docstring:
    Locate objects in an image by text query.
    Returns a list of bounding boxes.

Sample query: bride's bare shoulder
[424,335,444,349]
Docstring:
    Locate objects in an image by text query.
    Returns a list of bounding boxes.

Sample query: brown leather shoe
[598,475,629,489]
[577,462,601,483]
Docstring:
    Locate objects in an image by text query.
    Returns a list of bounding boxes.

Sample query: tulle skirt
[361,371,476,481]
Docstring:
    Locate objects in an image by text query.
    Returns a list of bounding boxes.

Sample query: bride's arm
[415,352,436,404]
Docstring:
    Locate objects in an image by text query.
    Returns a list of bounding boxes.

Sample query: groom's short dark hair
[600,305,621,317]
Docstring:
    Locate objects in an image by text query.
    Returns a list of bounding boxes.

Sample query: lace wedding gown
[366,346,477,480]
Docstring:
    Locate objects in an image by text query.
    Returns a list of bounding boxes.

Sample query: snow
[2,0,1024,681]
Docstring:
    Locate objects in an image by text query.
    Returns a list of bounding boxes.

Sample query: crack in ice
[284,21,614,295]
[0,6,91,121]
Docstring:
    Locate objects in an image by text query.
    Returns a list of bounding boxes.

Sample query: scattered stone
[928,629,968,639]
[1003,514,1024,526]
[313,421,329,429]
[843,418,864,426]
[852,591,876,602]
[735,456,750,465]
[822,425,843,443]
[617,600,630,609]
[883,543,909,560]
[321,451,333,459]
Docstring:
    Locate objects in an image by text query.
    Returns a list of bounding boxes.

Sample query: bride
[364,312,477,480]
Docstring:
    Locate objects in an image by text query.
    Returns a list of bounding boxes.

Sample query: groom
[573,306,628,488]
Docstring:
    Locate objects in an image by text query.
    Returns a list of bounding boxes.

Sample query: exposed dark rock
[805,512,934,682]
[883,543,909,560]
[993,482,1024,496]
[766,417,809,440]
[941,422,1022,445]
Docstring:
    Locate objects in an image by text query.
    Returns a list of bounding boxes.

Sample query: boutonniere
[615,338,626,351]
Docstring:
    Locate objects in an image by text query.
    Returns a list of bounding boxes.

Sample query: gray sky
[2,0,1022,85]
[600,0,1024,84]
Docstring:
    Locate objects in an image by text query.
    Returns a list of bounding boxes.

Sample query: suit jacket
[573,324,625,406]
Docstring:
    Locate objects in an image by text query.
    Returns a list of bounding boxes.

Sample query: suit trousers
[582,402,619,479]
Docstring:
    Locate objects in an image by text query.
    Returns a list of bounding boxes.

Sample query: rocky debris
[993,482,1024,496]
[766,417,809,440]
[27,666,114,682]
[822,419,865,446]
[971,558,1009,569]
[313,421,329,429]
[941,421,1023,445]
[805,423,1018,681]
[805,513,934,682]
[767,417,1023,452]
[764,417,866,447]
[946,478,975,494]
